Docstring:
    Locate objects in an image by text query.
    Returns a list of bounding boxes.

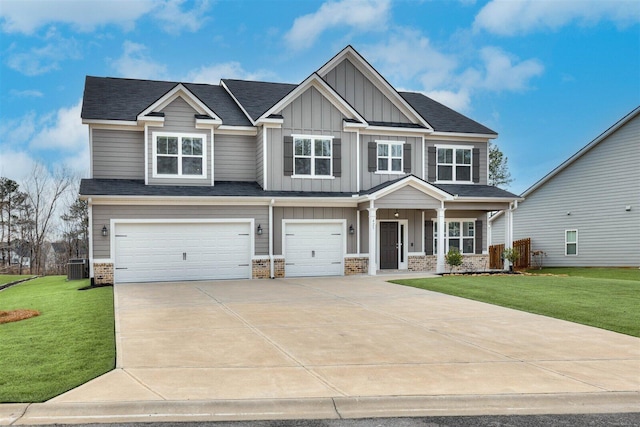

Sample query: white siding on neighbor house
[92,204,269,259]
[360,134,422,191]
[92,129,144,179]
[490,113,640,267]
[268,86,358,192]
[147,97,211,186]
[323,58,412,123]
[214,134,256,181]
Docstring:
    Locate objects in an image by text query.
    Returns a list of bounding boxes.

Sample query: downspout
[269,198,275,278]
[88,198,93,279]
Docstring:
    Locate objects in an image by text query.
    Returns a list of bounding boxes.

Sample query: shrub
[502,247,520,270]
[445,247,463,273]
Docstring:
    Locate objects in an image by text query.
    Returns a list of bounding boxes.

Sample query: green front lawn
[0,276,115,403]
[394,268,640,337]
[0,275,33,286]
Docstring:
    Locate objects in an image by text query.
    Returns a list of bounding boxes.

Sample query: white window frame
[152,131,207,178]
[292,134,334,178]
[565,229,578,256]
[376,140,404,174]
[433,219,475,255]
[435,145,473,183]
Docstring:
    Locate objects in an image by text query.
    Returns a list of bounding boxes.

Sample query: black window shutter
[332,138,341,177]
[403,143,412,173]
[475,220,483,254]
[283,136,293,176]
[368,141,377,172]
[472,148,480,183]
[425,221,434,255]
[427,146,436,182]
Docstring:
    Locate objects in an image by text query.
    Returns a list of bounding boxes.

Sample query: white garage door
[114,222,252,283]
[284,222,344,277]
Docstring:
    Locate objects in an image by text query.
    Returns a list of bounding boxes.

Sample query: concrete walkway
[2,274,639,424]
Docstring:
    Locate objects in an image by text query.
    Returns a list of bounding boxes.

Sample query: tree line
[0,165,87,275]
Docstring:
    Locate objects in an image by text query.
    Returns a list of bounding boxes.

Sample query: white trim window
[153,132,206,178]
[377,141,403,173]
[294,135,332,176]
[437,146,472,182]
[565,230,578,256]
[434,220,475,254]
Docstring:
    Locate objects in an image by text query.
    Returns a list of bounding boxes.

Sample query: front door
[380,222,398,269]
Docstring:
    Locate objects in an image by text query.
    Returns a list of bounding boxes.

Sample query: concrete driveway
[12,275,639,423]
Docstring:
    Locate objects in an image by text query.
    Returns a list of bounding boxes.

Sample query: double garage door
[114,222,252,284]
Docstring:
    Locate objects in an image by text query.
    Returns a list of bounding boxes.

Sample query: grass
[394,268,640,338]
[0,276,115,403]
[0,275,34,285]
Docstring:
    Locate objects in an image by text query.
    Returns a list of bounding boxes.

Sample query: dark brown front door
[380,222,398,269]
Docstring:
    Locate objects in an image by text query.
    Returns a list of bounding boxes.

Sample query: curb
[5,392,640,425]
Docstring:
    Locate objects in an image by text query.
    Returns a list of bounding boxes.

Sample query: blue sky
[1,0,638,194]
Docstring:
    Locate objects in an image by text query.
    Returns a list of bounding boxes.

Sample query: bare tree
[22,164,73,275]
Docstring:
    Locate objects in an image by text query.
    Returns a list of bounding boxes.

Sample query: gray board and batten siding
[256,126,264,188]
[214,133,256,182]
[92,129,144,179]
[92,205,269,259]
[322,58,412,124]
[267,86,358,192]
[272,207,358,255]
[491,112,640,267]
[147,97,211,186]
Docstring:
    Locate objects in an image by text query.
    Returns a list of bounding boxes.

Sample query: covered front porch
[355,176,520,275]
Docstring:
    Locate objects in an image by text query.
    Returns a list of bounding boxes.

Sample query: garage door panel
[284,223,344,277]
[115,222,252,283]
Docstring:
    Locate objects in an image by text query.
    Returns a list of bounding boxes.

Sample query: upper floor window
[437,147,472,182]
[565,230,578,256]
[153,132,206,178]
[294,135,332,176]
[377,141,403,173]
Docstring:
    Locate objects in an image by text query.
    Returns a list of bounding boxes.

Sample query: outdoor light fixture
[101,225,108,237]
[256,224,263,235]
[394,210,399,218]
[349,224,355,235]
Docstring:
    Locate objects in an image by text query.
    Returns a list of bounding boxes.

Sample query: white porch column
[367,202,378,275]
[504,207,513,271]
[436,206,446,274]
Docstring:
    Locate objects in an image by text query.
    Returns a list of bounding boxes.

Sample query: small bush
[445,248,463,273]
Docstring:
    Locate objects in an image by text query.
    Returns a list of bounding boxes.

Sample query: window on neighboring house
[433,220,475,254]
[565,230,578,255]
[294,135,332,176]
[437,147,472,182]
[377,141,403,173]
[154,133,205,177]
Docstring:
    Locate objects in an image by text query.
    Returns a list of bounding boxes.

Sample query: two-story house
[79,46,520,284]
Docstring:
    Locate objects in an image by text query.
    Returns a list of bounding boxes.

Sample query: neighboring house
[490,106,640,267]
[79,46,520,284]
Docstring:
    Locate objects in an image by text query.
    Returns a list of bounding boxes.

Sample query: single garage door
[284,222,344,277]
[114,222,252,283]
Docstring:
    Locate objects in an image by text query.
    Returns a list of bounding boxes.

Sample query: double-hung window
[153,132,206,178]
[437,147,472,182]
[565,230,578,255]
[433,220,475,254]
[377,141,403,173]
[294,135,332,176]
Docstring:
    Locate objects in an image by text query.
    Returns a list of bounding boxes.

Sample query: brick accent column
[93,263,113,285]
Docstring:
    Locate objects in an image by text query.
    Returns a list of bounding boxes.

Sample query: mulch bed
[0,309,40,324]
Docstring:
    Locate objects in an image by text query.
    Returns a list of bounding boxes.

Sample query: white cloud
[0,0,154,34]
[9,89,44,98]
[110,41,169,80]
[284,0,390,51]
[424,89,472,112]
[153,0,211,35]
[6,31,81,76]
[476,47,544,92]
[474,0,640,36]
[0,100,89,182]
[185,62,277,84]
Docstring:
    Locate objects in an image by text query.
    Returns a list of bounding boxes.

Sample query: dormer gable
[137,83,222,127]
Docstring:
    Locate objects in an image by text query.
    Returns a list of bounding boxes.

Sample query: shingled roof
[221,79,297,122]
